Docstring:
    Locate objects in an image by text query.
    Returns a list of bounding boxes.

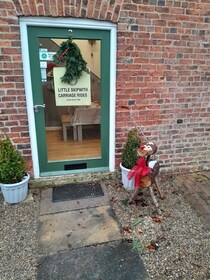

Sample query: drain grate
[52,181,104,202]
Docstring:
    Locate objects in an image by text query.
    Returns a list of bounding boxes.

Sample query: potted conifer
[0,136,30,203]
[120,128,141,189]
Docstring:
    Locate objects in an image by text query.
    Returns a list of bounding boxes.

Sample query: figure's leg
[128,188,142,204]
[149,186,161,215]
[154,177,164,199]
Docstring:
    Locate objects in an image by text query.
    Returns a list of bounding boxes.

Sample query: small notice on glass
[53,67,91,106]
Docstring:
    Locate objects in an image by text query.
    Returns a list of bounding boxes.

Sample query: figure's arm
[148,161,160,183]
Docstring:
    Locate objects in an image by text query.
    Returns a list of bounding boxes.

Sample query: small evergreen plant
[121,128,141,169]
[0,136,26,184]
[53,37,89,84]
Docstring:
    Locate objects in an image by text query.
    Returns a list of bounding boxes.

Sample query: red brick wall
[0,0,210,175]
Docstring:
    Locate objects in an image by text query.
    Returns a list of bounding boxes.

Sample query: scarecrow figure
[127,142,163,214]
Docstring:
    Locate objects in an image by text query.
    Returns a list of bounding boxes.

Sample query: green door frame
[27,26,110,176]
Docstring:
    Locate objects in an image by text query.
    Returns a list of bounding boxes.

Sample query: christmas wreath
[53,37,89,84]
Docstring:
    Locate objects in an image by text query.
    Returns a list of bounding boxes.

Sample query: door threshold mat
[52,181,104,202]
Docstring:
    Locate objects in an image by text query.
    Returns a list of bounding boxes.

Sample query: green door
[27,26,110,176]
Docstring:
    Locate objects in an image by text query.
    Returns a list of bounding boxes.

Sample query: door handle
[34,104,45,113]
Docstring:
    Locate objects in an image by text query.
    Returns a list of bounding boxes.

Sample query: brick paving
[170,171,210,230]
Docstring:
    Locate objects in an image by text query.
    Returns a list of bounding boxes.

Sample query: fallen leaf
[146,243,156,250]
[164,213,171,218]
[146,240,159,250]
[136,228,144,234]
[123,226,132,233]
[151,215,165,223]
[156,234,166,242]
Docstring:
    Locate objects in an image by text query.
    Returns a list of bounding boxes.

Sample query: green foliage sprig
[0,136,26,184]
[53,37,89,84]
[121,128,141,169]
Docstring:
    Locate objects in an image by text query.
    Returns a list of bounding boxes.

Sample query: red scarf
[127,158,151,188]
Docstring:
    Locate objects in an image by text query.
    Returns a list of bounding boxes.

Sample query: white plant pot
[120,163,134,190]
[0,173,30,204]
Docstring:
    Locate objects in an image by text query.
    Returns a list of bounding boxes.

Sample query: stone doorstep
[37,205,122,255]
[30,171,118,189]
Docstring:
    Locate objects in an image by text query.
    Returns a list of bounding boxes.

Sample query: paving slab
[37,240,148,280]
[37,206,121,255]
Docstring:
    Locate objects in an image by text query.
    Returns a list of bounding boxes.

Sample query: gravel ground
[106,176,210,280]
[0,189,39,280]
[0,176,210,280]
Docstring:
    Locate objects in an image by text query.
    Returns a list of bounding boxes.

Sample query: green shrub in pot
[0,135,29,204]
[120,128,141,189]
[0,136,26,184]
[121,128,141,170]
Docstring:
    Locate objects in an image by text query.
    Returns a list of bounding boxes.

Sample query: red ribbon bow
[127,158,151,188]
[57,47,69,61]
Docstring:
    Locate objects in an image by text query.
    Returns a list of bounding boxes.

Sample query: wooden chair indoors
[60,107,77,141]
[72,107,100,141]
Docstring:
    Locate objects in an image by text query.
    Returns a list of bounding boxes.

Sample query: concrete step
[37,205,122,255]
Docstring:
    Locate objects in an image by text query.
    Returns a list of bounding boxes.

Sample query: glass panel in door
[39,37,101,161]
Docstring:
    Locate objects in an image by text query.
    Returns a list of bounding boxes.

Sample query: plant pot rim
[120,162,132,172]
[0,173,30,187]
